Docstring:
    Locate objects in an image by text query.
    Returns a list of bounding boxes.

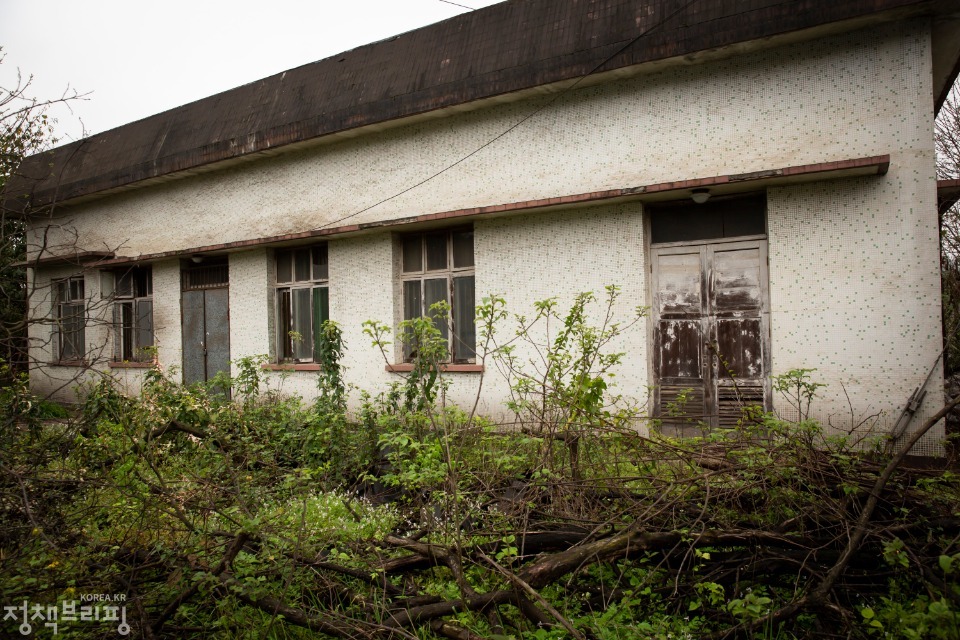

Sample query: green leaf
[939,554,953,574]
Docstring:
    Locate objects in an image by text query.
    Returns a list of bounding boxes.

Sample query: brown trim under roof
[939,178,960,212]
[14,251,115,269]
[3,0,942,212]
[84,155,888,267]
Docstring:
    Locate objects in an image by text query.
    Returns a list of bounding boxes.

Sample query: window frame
[274,244,330,364]
[111,266,155,363]
[54,275,86,364]
[399,228,476,364]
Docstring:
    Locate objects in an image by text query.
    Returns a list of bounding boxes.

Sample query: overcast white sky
[0,0,502,144]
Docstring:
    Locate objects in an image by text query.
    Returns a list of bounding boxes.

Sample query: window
[400,229,475,363]
[112,267,154,362]
[54,276,85,362]
[275,245,329,362]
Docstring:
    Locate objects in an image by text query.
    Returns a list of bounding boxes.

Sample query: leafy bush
[0,298,958,639]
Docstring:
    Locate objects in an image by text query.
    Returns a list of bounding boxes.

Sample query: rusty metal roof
[4,0,956,212]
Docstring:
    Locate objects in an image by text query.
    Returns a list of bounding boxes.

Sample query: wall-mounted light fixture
[691,188,711,204]
[190,255,204,264]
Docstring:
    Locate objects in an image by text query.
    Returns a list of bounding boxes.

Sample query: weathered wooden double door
[652,238,769,433]
[181,262,231,387]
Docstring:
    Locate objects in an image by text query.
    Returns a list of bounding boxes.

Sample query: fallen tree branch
[477,549,586,640]
[706,395,960,639]
[153,531,250,633]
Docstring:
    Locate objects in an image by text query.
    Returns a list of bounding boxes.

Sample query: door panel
[658,319,703,379]
[657,252,702,314]
[182,290,207,386]
[181,287,231,386]
[714,318,763,379]
[653,240,768,432]
[204,288,231,382]
[712,247,762,312]
[652,246,708,432]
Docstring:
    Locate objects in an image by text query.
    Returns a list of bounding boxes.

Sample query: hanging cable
[314,0,701,232]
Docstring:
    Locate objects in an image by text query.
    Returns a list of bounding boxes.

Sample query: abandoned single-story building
[5,0,960,454]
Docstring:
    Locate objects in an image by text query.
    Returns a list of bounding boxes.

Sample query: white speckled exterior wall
[26,20,946,452]
[238,204,648,419]
[228,249,270,377]
[767,172,943,453]
[472,205,650,421]
[33,22,930,257]
[151,260,182,380]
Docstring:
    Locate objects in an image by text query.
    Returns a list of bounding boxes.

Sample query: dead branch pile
[2,389,959,640]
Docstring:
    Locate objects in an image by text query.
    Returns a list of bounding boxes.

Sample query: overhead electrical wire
[438,0,477,11]
[315,0,701,232]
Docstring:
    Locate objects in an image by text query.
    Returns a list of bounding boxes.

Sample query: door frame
[646,231,771,432]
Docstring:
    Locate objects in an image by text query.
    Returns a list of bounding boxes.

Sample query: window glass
[56,276,86,362]
[292,288,313,360]
[452,230,474,268]
[424,278,450,344]
[276,250,293,283]
[278,289,292,358]
[115,272,133,298]
[137,269,152,297]
[402,236,422,273]
[294,249,311,282]
[274,244,329,363]
[453,275,476,360]
[425,233,447,271]
[402,280,422,359]
[136,300,154,358]
[112,267,154,361]
[62,303,85,360]
[650,195,766,244]
[312,245,329,281]
[400,229,474,363]
[70,278,84,300]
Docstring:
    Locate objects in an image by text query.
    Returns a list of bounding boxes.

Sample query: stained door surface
[653,239,768,433]
[181,287,230,386]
